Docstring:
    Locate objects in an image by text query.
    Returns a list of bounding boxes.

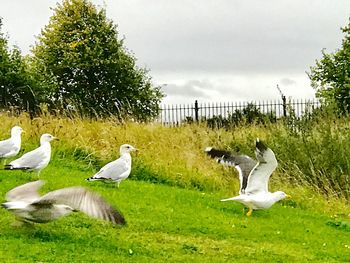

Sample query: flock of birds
[0,126,135,226]
[0,125,288,227]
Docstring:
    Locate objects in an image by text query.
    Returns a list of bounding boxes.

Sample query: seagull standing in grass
[206,139,289,216]
[0,126,24,162]
[2,180,126,225]
[86,144,136,187]
[4,133,57,175]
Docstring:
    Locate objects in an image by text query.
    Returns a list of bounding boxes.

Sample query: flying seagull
[4,133,57,175]
[86,144,136,187]
[2,180,126,225]
[0,126,24,162]
[205,139,289,216]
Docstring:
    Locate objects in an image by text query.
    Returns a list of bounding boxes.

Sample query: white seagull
[206,139,289,216]
[86,144,136,187]
[4,133,57,175]
[2,180,126,225]
[0,126,24,161]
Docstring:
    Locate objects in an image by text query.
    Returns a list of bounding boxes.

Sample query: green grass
[0,113,349,261]
[0,160,349,262]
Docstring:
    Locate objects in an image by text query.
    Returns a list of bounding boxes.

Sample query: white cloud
[157,72,315,104]
[0,0,348,104]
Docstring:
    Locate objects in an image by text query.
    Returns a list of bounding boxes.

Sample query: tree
[0,18,37,116]
[308,18,350,113]
[31,0,163,120]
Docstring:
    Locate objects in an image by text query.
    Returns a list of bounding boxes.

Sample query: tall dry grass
[0,111,349,215]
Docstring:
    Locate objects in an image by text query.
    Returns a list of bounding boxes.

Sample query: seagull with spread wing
[0,126,24,162]
[2,180,126,225]
[205,139,289,216]
[86,144,136,187]
[4,133,57,175]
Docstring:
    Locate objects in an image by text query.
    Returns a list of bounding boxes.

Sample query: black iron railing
[157,98,321,126]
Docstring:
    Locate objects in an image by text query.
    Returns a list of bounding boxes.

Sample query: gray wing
[205,147,257,194]
[8,146,47,169]
[94,158,129,180]
[0,138,18,157]
[38,187,126,225]
[218,154,257,194]
[244,140,278,194]
[6,180,44,202]
[205,147,233,159]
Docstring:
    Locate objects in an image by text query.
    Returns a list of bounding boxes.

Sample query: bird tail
[4,165,31,170]
[86,176,107,181]
[220,196,238,202]
[1,201,26,210]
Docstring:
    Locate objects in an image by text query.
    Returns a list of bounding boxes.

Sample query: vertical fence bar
[282,95,287,117]
[194,100,199,123]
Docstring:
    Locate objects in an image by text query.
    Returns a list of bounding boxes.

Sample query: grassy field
[0,162,349,262]
[0,114,349,262]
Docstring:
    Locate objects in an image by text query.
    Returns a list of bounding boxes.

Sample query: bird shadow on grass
[4,218,125,246]
[84,180,120,189]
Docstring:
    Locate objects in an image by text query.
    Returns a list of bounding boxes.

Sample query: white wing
[0,138,18,157]
[8,146,48,169]
[38,187,126,224]
[93,158,130,180]
[244,146,278,194]
[6,180,44,203]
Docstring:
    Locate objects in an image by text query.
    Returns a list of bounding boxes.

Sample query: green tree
[31,0,163,120]
[308,19,350,113]
[0,18,37,116]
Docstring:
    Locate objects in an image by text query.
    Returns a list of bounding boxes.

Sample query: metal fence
[157,98,321,126]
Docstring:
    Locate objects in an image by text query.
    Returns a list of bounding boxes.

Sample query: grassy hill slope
[0,162,349,262]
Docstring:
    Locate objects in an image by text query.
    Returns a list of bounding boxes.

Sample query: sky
[1,0,350,105]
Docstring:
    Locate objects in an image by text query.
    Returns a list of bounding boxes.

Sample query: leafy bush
[202,103,277,129]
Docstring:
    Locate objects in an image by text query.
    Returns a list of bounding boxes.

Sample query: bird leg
[246,207,253,217]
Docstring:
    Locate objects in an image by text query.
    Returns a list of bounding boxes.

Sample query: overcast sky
[1,0,350,104]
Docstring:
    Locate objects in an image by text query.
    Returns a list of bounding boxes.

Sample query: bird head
[119,144,137,154]
[55,204,75,216]
[273,191,290,202]
[11,126,24,136]
[40,133,58,144]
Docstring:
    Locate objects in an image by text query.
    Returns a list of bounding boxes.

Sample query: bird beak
[286,194,292,199]
[53,137,59,141]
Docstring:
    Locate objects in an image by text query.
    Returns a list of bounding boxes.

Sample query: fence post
[282,95,287,117]
[194,100,199,122]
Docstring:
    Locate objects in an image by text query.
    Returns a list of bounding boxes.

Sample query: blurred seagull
[0,126,24,162]
[206,139,289,216]
[4,133,57,175]
[2,180,126,225]
[86,144,136,187]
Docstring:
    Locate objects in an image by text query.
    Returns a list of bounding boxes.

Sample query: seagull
[0,126,24,162]
[4,133,57,175]
[86,144,137,187]
[2,180,126,225]
[206,139,289,216]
